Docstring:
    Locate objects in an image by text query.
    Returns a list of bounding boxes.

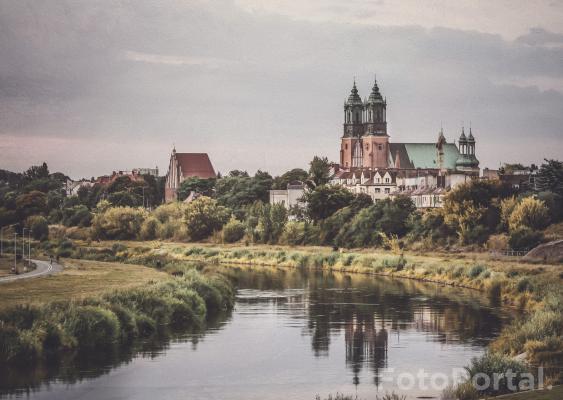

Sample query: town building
[269,181,306,218]
[333,76,480,207]
[165,148,216,202]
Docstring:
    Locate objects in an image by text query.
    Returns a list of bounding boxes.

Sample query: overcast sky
[1,0,562,179]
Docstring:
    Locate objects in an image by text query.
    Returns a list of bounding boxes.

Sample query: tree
[508,197,550,231]
[27,215,49,241]
[183,196,230,241]
[108,191,138,207]
[91,207,147,240]
[536,159,563,195]
[215,171,273,218]
[15,191,47,218]
[177,177,216,200]
[303,185,354,221]
[24,162,49,180]
[272,168,308,189]
[309,156,331,186]
[221,217,246,243]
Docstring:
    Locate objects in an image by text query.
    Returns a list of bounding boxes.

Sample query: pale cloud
[123,50,237,68]
[236,0,563,40]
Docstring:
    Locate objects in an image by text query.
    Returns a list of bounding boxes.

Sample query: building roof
[390,143,460,170]
[175,153,216,179]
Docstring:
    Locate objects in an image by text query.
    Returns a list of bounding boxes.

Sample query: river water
[0,265,510,400]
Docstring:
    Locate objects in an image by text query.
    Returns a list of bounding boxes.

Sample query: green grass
[494,385,563,400]
[0,265,235,364]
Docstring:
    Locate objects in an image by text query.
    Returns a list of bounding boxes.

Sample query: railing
[490,249,529,257]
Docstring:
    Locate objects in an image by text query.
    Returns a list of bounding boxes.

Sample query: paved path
[0,259,63,284]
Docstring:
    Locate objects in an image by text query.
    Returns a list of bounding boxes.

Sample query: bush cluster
[0,272,234,364]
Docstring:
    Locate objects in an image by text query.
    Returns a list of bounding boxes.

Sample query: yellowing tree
[509,197,550,231]
[183,196,230,241]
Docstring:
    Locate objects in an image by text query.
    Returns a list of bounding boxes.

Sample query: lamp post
[28,229,32,265]
[1,226,6,256]
[13,232,18,274]
[22,228,26,272]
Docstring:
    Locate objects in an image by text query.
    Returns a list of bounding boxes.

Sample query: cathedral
[332,77,480,207]
[339,77,479,173]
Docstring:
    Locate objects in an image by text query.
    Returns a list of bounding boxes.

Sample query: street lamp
[1,224,15,256]
[13,232,18,274]
[28,229,32,265]
[22,228,26,272]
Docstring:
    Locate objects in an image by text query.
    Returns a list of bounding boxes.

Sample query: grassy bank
[0,260,234,364]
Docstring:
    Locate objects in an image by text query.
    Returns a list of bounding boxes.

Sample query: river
[0,265,511,399]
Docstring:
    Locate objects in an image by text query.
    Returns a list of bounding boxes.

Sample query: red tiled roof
[176,153,216,179]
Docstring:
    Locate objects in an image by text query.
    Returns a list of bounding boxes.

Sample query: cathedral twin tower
[341,77,390,169]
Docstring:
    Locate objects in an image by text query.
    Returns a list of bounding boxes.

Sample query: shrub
[134,314,157,336]
[109,304,138,340]
[140,216,160,240]
[66,306,120,347]
[27,215,49,241]
[221,217,245,243]
[184,196,230,241]
[0,326,41,363]
[91,206,147,240]
[509,197,550,231]
[467,265,486,279]
[516,277,533,293]
[508,227,544,251]
[465,352,529,396]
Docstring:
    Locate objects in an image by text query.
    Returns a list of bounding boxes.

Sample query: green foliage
[0,271,235,363]
[15,190,47,218]
[177,177,216,200]
[221,217,246,243]
[508,197,550,231]
[245,201,287,244]
[27,215,49,241]
[508,227,544,251]
[215,170,273,218]
[467,265,486,278]
[309,156,331,186]
[66,306,120,347]
[303,185,354,222]
[62,205,92,227]
[536,159,563,196]
[465,352,529,396]
[272,168,308,189]
[91,206,147,240]
[183,196,230,241]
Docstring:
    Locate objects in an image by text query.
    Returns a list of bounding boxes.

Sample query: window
[378,144,383,150]
[384,188,390,194]
[352,141,363,168]
[345,144,348,150]
[385,178,390,183]
[375,188,381,193]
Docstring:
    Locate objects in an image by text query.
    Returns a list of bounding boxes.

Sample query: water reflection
[222,265,507,387]
[1,265,511,399]
[0,311,232,397]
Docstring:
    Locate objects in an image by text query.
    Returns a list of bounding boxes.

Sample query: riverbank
[0,258,235,365]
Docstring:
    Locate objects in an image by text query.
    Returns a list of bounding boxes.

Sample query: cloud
[0,0,562,178]
[123,50,237,68]
[516,27,563,46]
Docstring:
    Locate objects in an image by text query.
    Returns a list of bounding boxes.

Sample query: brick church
[330,77,480,207]
[164,148,216,202]
[339,77,479,174]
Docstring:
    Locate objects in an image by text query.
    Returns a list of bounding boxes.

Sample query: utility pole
[22,228,26,272]
[1,226,5,256]
[28,229,32,264]
[13,232,17,274]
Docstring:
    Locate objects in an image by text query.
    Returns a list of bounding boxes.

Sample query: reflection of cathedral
[345,317,388,386]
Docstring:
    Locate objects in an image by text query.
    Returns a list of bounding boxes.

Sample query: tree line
[1,158,561,252]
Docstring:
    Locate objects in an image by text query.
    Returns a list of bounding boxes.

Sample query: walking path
[0,259,63,284]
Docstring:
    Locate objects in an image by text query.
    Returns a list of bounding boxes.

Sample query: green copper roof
[402,143,460,169]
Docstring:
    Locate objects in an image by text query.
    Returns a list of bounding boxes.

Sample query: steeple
[367,75,384,104]
[346,79,363,105]
[364,74,387,136]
